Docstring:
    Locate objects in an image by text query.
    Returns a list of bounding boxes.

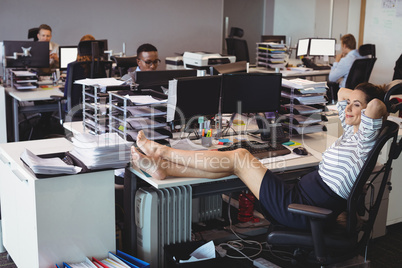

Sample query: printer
[183,52,236,69]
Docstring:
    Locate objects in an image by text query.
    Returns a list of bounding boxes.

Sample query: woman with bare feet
[131,83,388,230]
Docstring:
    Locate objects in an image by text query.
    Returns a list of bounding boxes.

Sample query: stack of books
[59,250,149,268]
[69,133,133,170]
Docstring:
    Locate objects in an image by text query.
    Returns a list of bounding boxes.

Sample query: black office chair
[266,80,402,267]
[327,44,377,103]
[110,55,138,76]
[28,27,39,41]
[61,60,112,118]
[225,27,250,62]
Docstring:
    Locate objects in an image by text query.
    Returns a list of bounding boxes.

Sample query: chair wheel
[6,253,13,262]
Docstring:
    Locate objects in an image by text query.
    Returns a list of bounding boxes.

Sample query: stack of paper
[69,133,133,170]
[20,149,82,175]
[124,95,167,105]
[282,78,327,93]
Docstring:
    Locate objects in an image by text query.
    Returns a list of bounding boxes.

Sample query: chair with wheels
[266,80,402,267]
[327,44,377,103]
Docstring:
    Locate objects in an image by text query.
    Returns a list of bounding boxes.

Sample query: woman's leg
[133,131,268,199]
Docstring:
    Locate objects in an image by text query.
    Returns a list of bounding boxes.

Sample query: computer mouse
[293,147,308,155]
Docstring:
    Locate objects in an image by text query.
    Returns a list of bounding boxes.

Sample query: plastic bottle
[237,190,255,222]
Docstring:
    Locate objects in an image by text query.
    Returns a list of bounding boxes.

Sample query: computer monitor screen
[136,69,198,92]
[261,35,286,44]
[3,40,49,68]
[221,73,282,114]
[309,38,336,56]
[167,75,221,122]
[296,38,310,57]
[59,46,78,70]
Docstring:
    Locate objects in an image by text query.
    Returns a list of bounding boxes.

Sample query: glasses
[139,58,161,66]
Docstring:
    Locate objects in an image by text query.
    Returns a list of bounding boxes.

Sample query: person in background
[37,24,59,69]
[328,34,366,88]
[76,34,96,62]
[131,82,388,231]
[122,43,160,82]
[136,43,160,71]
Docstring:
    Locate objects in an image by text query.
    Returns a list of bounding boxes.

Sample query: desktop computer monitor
[296,38,310,57]
[59,46,78,70]
[309,38,336,57]
[167,75,221,124]
[3,40,49,68]
[221,73,282,114]
[136,69,198,92]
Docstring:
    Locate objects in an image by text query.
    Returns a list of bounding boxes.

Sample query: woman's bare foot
[136,130,164,157]
[131,146,167,180]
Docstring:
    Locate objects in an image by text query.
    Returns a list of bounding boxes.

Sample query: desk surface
[129,131,338,189]
[250,67,330,77]
[5,85,63,102]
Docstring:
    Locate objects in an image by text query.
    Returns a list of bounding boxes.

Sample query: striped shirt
[318,100,383,199]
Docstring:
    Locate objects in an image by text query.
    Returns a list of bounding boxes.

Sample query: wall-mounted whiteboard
[364,0,402,84]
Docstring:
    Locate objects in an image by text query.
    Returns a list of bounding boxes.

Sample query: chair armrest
[288,203,333,220]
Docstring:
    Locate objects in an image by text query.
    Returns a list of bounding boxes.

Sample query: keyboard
[302,58,331,70]
[217,140,291,159]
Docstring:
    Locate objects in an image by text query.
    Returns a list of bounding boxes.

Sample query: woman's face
[345,89,368,132]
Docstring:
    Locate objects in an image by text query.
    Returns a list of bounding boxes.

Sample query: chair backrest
[346,120,398,236]
[110,56,138,76]
[393,53,402,80]
[358,44,376,58]
[225,38,250,62]
[65,60,112,112]
[345,58,377,89]
[28,28,39,41]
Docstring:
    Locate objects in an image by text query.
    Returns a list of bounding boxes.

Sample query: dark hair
[38,24,52,32]
[354,82,386,104]
[341,34,356,50]
[137,43,157,57]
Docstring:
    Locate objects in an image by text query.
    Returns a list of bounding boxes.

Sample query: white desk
[123,132,331,255]
[4,86,63,142]
[0,138,116,268]
[250,66,330,80]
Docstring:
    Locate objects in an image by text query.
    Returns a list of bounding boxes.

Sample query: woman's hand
[365,98,388,119]
[337,87,353,102]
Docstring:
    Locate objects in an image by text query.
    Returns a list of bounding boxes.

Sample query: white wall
[0,0,224,69]
[272,0,316,48]
[364,0,402,84]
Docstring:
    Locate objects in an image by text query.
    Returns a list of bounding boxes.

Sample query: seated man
[122,43,160,82]
[37,24,59,71]
[328,34,365,88]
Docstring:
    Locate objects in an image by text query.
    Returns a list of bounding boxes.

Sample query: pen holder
[201,136,213,147]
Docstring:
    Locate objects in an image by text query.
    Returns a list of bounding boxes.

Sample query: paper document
[178,241,216,263]
[11,70,36,76]
[74,77,125,88]
[169,138,208,151]
[124,95,167,105]
[20,149,82,175]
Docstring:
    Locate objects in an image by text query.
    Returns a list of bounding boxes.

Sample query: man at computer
[328,34,365,88]
[37,24,59,69]
[122,43,160,82]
